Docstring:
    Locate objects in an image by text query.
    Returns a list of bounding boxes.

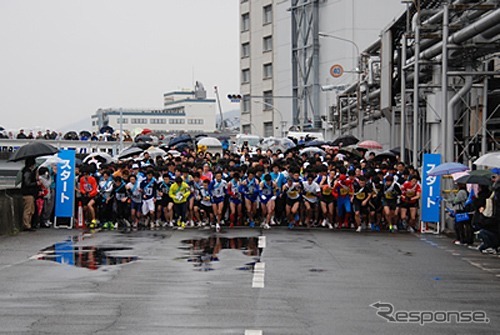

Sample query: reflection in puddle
[36,239,138,270]
[180,236,260,271]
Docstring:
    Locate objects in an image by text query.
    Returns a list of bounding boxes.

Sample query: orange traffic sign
[330,64,344,78]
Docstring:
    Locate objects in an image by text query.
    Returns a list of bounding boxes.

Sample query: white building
[91,82,217,134]
[239,0,404,139]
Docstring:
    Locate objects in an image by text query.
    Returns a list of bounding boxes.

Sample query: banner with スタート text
[421,153,441,223]
[55,149,76,218]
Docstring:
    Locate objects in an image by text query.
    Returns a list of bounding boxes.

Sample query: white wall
[245,0,404,139]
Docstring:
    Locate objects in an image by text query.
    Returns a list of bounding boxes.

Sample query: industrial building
[91,82,216,134]
[239,0,500,166]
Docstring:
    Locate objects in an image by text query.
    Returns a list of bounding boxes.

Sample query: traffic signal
[227,94,242,102]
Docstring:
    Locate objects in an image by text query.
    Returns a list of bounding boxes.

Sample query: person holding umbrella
[21,157,38,231]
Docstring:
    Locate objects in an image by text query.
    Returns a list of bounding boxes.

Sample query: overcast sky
[0,0,239,132]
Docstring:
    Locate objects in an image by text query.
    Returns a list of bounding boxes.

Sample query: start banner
[55,149,76,218]
[421,153,441,223]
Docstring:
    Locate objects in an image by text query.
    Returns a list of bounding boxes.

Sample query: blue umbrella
[428,162,469,176]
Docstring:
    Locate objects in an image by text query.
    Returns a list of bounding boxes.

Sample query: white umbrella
[197,137,222,147]
[166,150,181,157]
[36,154,65,168]
[474,151,500,168]
[142,147,166,159]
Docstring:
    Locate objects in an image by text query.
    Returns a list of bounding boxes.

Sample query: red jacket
[80,175,98,198]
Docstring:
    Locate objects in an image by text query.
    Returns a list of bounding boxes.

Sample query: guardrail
[0,139,123,156]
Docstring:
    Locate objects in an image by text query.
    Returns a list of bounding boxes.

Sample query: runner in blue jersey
[209,170,227,232]
[239,168,260,228]
[227,172,243,228]
[259,174,278,229]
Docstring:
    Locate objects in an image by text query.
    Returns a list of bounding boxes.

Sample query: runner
[209,170,227,232]
[352,175,373,232]
[399,175,421,232]
[259,174,278,229]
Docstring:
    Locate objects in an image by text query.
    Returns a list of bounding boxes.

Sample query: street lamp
[318,32,364,139]
[253,100,286,138]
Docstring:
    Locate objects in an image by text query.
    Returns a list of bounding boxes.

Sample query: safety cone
[77,201,85,229]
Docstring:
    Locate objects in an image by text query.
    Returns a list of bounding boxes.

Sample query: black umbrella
[9,142,59,162]
[117,146,144,160]
[374,150,398,162]
[100,125,114,134]
[64,131,79,140]
[304,139,327,147]
[338,146,363,158]
[79,130,92,138]
[0,126,4,131]
[455,170,493,186]
[390,146,413,163]
[175,142,192,152]
[331,134,359,147]
[135,135,153,143]
[169,134,193,147]
[133,142,153,150]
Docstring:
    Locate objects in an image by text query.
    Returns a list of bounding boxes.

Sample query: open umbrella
[83,152,115,168]
[428,162,469,176]
[331,134,359,147]
[374,150,398,162]
[455,170,493,186]
[135,135,153,143]
[9,142,58,162]
[338,146,363,158]
[100,125,114,134]
[143,147,166,159]
[167,149,181,157]
[79,130,91,138]
[389,146,413,164]
[36,154,65,168]
[141,128,152,135]
[169,134,193,148]
[198,137,222,147]
[63,131,79,140]
[117,146,144,160]
[299,147,326,157]
[358,140,383,150]
[305,139,327,147]
[474,151,500,168]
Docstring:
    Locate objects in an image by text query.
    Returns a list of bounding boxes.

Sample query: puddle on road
[35,238,138,270]
[180,236,261,271]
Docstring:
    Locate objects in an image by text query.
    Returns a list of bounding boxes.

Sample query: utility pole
[214,86,225,132]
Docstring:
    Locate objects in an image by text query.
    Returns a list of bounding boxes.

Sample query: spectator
[21,157,38,231]
[17,129,27,139]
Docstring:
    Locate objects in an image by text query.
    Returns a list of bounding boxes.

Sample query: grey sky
[0,0,239,131]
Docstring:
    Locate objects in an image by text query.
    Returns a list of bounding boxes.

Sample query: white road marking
[252,262,265,288]
[245,330,263,335]
[258,236,266,249]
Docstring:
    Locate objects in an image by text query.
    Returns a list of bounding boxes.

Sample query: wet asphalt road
[0,227,499,334]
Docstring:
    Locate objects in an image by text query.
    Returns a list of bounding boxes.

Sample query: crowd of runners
[68,146,422,233]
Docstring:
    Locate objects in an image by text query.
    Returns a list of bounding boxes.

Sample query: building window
[188,119,204,125]
[242,124,251,134]
[241,13,250,32]
[263,63,273,79]
[242,68,250,84]
[241,42,250,58]
[263,90,273,110]
[263,35,272,52]
[150,119,166,124]
[242,95,251,113]
[264,122,273,137]
[117,118,128,124]
[131,118,147,124]
[169,118,185,125]
[263,5,272,25]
